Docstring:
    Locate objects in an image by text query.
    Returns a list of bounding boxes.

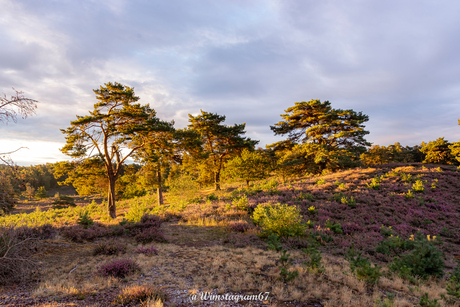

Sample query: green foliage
[269,99,371,174]
[360,142,423,166]
[252,203,305,237]
[124,200,151,222]
[316,178,326,185]
[390,231,444,279]
[325,219,343,234]
[302,246,324,272]
[266,233,283,251]
[374,293,395,307]
[420,137,457,165]
[35,186,48,199]
[412,180,425,193]
[379,225,393,237]
[231,195,249,211]
[52,195,76,209]
[297,192,314,202]
[346,245,382,284]
[278,249,299,283]
[405,189,415,199]
[224,149,269,186]
[60,82,171,219]
[0,174,16,215]
[419,293,441,307]
[77,211,94,229]
[366,177,380,190]
[188,110,258,190]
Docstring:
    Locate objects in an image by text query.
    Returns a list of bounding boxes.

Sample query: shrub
[278,249,299,283]
[227,220,251,233]
[52,195,76,208]
[231,195,249,210]
[134,227,167,244]
[303,246,323,271]
[114,284,167,305]
[61,224,109,242]
[93,241,126,256]
[412,180,425,193]
[77,211,94,229]
[124,200,150,222]
[419,293,441,307]
[98,259,140,278]
[0,227,38,285]
[135,246,159,256]
[366,177,380,190]
[346,246,381,284]
[206,194,218,201]
[325,219,343,234]
[390,231,444,279]
[316,178,326,185]
[252,203,306,237]
[35,186,48,199]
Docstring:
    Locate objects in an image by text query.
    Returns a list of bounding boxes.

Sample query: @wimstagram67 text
[189,291,270,303]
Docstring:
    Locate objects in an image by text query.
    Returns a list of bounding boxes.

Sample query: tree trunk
[246,179,250,187]
[157,165,163,205]
[214,171,221,191]
[107,175,117,219]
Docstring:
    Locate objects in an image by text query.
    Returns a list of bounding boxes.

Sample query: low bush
[98,259,140,278]
[52,195,76,208]
[61,224,110,242]
[227,220,251,233]
[252,203,305,237]
[346,245,382,284]
[0,227,39,285]
[93,240,126,256]
[77,211,94,229]
[114,284,167,305]
[389,232,444,279]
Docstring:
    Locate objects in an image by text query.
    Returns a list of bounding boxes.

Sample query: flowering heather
[134,227,167,244]
[98,259,140,278]
[232,163,460,260]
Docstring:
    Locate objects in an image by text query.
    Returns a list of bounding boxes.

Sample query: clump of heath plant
[135,246,159,256]
[252,203,306,237]
[93,240,126,256]
[98,259,140,278]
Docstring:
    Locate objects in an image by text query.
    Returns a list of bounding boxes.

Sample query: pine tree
[187,111,258,190]
[60,82,170,218]
[270,99,370,174]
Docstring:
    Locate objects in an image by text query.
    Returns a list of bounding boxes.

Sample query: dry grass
[24,224,453,306]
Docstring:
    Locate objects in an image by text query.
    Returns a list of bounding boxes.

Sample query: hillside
[1,163,460,306]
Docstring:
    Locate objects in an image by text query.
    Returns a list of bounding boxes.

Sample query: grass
[1,163,460,306]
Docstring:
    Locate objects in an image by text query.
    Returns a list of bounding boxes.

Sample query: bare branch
[0,88,39,124]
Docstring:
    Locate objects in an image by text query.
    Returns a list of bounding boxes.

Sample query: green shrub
[366,177,380,190]
[303,246,324,272]
[77,211,94,229]
[412,180,425,193]
[325,219,343,234]
[52,195,76,208]
[316,178,326,185]
[346,245,381,284]
[390,231,444,279]
[124,200,150,222]
[252,203,306,237]
[278,249,298,283]
[35,186,48,199]
[419,293,441,307]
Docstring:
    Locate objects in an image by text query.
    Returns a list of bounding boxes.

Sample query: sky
[1,0,460,166]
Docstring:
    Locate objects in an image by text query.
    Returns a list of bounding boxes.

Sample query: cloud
[1,0,460,165]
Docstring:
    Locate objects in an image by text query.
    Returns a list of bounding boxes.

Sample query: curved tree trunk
[107,175,117,219]
[214,171,221,191]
